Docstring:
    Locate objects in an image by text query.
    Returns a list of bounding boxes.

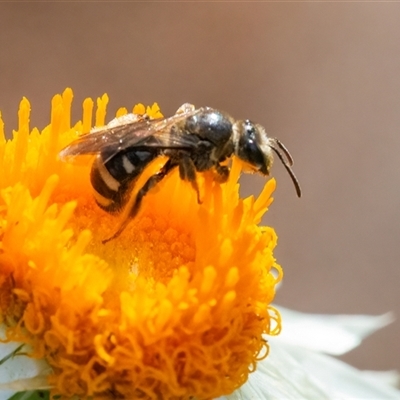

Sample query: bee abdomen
[90,155,125,212]
[90,149,158,213]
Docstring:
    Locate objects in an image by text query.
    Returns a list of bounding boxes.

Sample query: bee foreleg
[178,156,202,204]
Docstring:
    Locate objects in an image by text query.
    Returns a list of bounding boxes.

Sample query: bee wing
[59,118,151,161]
[59,106,201,163]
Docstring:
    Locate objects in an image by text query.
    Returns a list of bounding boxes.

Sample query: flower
[0,89,281,399]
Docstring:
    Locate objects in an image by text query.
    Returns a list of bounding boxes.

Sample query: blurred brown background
[1,3,399,372]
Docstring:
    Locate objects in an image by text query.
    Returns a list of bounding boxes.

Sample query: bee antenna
[273,138,294,166]
[269,143,302,198]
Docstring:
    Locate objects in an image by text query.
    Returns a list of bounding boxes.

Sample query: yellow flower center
[0,89,282,399]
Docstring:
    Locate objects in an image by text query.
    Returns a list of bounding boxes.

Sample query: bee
[60,103,301,243]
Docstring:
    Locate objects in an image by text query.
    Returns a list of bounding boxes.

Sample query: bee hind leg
[102,160,175,244]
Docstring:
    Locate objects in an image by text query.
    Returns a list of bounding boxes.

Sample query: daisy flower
[0,89,281,399]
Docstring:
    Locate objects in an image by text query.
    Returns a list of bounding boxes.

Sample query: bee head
[233,120,273,175]
[233,119,301,197]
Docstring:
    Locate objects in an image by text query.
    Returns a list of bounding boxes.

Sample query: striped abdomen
[90,148,159,212]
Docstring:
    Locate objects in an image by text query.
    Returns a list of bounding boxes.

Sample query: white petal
[221,343,400,400]
[274,306,394,355]
[0,375,51,400]
[0,332,51,399]
[283,342,400,399]
[361,370,400,389]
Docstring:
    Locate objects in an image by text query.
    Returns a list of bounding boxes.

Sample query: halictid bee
[60,103,301,242]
